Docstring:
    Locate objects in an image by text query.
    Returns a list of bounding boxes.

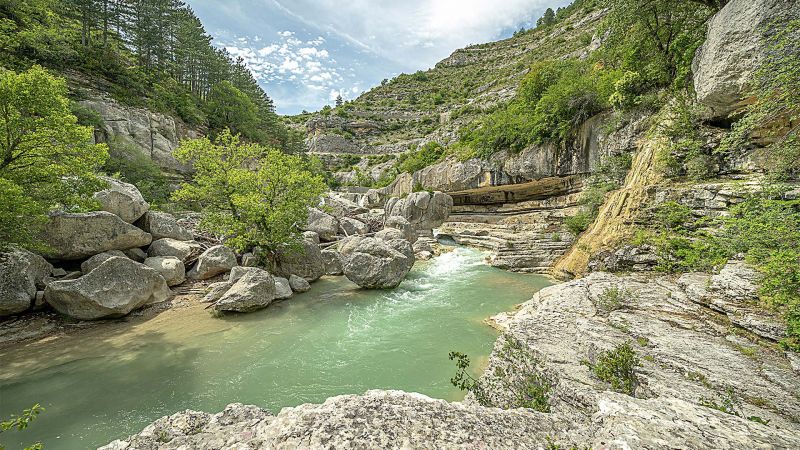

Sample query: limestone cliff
[80,92,199,177]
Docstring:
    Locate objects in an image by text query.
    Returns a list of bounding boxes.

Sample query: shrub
[450,335,553,411]
[459,60,622,158]
[584,342,640,396]
[103,151,172,206]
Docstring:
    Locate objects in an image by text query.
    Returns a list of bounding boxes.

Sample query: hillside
[294,0,605,169]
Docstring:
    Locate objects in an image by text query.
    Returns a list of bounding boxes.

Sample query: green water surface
[0,247,551,449]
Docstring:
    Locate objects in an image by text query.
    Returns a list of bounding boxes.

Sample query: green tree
[537,7,556,27]
[172,130,326,252]
[605,0,714,87]
[204,80,259,139]
[0,66,108,249]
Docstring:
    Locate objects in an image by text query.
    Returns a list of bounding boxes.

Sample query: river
[0,246,552,449]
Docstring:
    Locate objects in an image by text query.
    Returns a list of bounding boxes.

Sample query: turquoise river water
[0,246,552,449]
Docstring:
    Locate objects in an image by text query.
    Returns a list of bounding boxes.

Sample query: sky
[187,0,573,115]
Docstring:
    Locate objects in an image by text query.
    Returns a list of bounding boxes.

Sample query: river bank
[0,247,552,449]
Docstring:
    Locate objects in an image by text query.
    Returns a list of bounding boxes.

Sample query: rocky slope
[103,263,800,449]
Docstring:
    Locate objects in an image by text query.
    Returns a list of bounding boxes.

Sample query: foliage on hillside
[0,66,108,250]
[0,0,300,152]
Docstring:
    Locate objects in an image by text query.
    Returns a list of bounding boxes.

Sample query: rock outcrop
[187,245,237,280]
[104,384,800,450]
[43,212,153,260]
[0,250,52,317]
[479,271,800,436]
[692,0,799,118]
[93,177,150,224]
[339,236,414,289]
[81,94,197,175]
[44,257,170,320]
[135,212,193,241]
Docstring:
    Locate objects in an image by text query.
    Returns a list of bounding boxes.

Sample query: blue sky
[187,0,573,115]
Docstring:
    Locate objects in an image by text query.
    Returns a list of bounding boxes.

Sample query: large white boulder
[147,238,203,263]
[144,256,186,287]
[692,0,800,118]
[212,267,276,313]
[273,239,325,282]
[43,212,153,260]
[188,245,237,280]
[135,211,193,241]
[386,191,453,231]
[44,257,170,320]
[0,249,52,317]
[93,176,150,223]
[339,236,414,289]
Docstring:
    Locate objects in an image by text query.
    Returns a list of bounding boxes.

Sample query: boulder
[241,253,259,267]
[43,212,153,260]
[289,274,311,293]
[274,277,293,300]
[359,189,385,208]
[144,256,186,287]
[81,250,128,274]
[322,194,369,218]
[188,245,237,280]
[386,191,453,231]
[304,208,339,241]
[212,267,275,313]
[148,239,203,262]
[273,239,325,282]
[135,211,193,241]
[355,211,386,233]
[709,259,762,302]
[0,250,53,317]
[384,216,417,244]
[321,249,343,276]
[93,176,150,223]
[692,0,799,118]
[375,228,404,241]
[202,282,232,304]
[339,236,414,289]
[302,231,320,244]
[44,257,170,320]
[339,217,369,236]
[123,247,148,263]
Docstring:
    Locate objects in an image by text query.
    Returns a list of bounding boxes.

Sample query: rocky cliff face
[692,0,800,119]
[80,92,200,176]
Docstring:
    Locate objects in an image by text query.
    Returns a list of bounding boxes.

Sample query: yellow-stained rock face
[553,134,665,279]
